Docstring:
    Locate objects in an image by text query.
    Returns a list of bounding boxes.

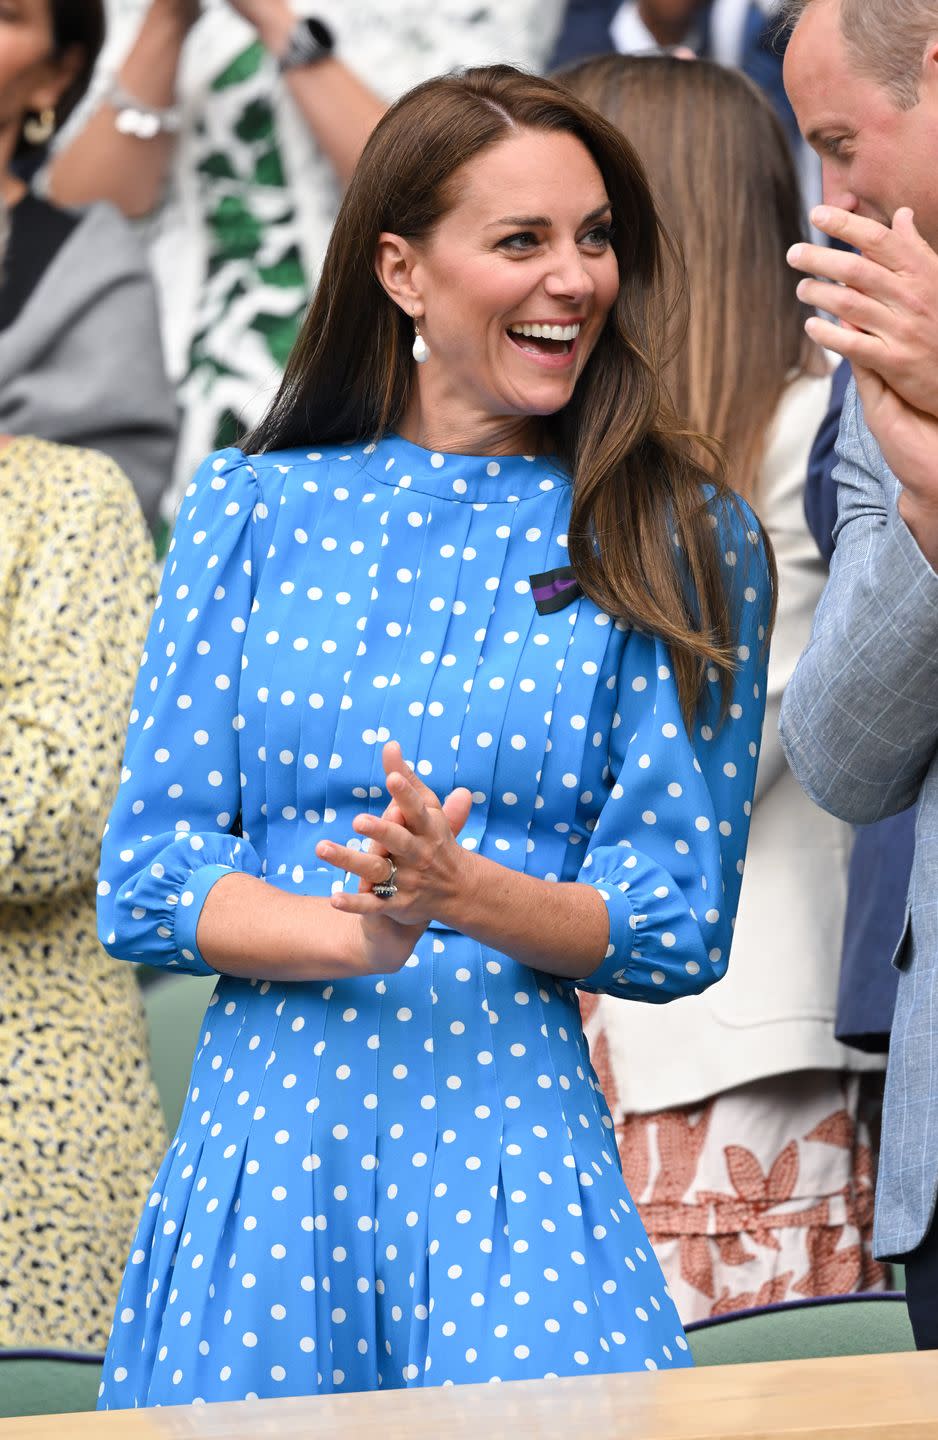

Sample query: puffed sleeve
[576,496,773,1003]
[97,448,266,975]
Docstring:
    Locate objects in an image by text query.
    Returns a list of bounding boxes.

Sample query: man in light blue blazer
[778,0,938,1347]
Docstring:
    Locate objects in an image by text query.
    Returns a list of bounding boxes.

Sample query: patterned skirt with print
[586,997,886,1322]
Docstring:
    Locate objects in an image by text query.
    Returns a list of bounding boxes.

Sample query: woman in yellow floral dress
[0,435,166,1350]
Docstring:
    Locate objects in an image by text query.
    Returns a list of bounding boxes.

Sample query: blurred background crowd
[0,0,909,1358]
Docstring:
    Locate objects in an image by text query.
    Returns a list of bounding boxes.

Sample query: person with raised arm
[48,0,562,545]
[0,0,175,529]
[779,0,938,1349]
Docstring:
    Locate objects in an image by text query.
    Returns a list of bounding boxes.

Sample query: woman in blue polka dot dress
[97,66,774,1408]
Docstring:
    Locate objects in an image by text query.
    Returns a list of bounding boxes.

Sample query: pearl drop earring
[412,319,430,364]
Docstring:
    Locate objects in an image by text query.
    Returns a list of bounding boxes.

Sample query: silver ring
[372,856,398,900]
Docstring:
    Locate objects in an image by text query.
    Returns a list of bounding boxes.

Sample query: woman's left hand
[316,742,473,926]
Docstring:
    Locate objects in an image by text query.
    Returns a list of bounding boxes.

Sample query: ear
[374,231,425,319]
[925,38,938,92]
[29,43,84,117]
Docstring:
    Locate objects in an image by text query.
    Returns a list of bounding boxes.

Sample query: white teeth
[508,322,581,341]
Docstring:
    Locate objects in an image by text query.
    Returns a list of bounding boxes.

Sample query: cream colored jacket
[586,369,884,1115]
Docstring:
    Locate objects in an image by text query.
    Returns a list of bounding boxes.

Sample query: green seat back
[0,1354,103,1419]
[688,1295,914,1367]
[143,973,218,1132]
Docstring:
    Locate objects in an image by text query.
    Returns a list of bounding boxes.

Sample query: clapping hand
[316,743,473,974]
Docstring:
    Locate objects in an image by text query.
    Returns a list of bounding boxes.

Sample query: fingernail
[786,244,802,263]
[812,206,830,225]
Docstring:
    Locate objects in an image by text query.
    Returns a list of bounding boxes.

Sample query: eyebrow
[485,203,612,229]
[806,125,854,147]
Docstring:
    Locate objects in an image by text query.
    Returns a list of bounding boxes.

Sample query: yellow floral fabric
[0,438,166,1350]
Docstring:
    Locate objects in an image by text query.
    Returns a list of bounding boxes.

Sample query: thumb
[441,787,473,838]
[850,358,887,411]
[892,206,918,243]
[382,739,407,785]
[891,206,934,266]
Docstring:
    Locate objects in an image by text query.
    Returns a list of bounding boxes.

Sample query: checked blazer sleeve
[779,378,938,824]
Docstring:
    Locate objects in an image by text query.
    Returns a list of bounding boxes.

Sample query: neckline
[359,432,567,503]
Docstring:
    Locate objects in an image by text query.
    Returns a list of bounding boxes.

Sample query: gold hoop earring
[22,107,56,146]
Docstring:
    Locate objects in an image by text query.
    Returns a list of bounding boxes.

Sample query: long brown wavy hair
[245,64,774,724]
[559,54,813,504]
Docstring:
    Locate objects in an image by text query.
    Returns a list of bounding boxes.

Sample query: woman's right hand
[321,782,472,977]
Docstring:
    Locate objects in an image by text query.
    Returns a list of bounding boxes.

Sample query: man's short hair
[784,0,938,109]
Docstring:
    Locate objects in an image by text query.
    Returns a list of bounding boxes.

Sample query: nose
[821,162,858,213]
[543,241,595,304]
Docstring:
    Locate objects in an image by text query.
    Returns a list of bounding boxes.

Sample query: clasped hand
[787,206,938,530]
[315,742,473,973]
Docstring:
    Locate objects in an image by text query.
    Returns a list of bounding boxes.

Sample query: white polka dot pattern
[96,436,770,1407]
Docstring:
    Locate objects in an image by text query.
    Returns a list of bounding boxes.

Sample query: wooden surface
[4,1351,938,1439]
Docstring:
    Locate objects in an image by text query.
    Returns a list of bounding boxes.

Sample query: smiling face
[784,0,938,245]
[379,127,621,454]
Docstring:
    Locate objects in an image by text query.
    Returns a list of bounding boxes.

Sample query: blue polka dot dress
[96,436,771,1407]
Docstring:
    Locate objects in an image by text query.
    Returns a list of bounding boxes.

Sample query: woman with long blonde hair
[559,54,885,1322]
